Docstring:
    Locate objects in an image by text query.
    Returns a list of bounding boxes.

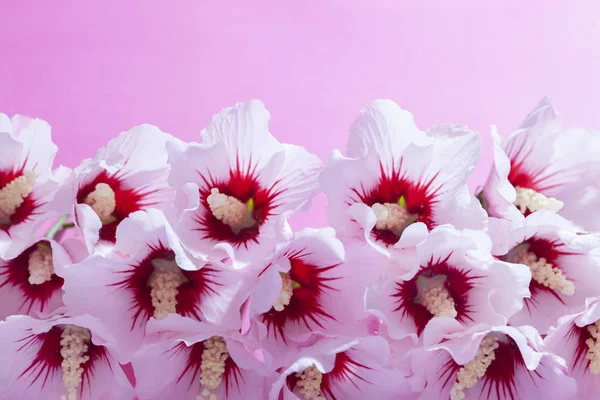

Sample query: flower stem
[45,214,69,240]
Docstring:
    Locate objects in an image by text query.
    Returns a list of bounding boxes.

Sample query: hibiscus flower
[410,325,577,400]
[62,209,243,362]
[319,100,486,255]
[0,114,71,257]
[72,124,175,252]
[167,100,322,268]
[0,313,133,400]
[489,211,600,333]
[482,97,600,230]
[365,225,530,345]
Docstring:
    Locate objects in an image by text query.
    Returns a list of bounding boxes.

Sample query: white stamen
[586,321,600,375]
[371,202,410,234]
[295,365,326,400]
[197,336,229,400]
[148,259,185,320]
[59,325,92,400]
[273,273,294,312]
[27,244,54,285]
[83,183,116,223]
[0,170,36,225]
[416,278,458,318]
[206,188,255,233]
[514,247,574,295]
[514,186,563,215]
[450,335,499,400]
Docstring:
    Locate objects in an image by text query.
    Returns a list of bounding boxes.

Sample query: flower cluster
[0,98,599,399]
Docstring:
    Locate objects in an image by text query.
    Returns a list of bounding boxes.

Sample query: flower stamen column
[60,325,92,400]
[514,186,563,214]
[513,246,574,296]
[416,275,458,318]
[586,321,600,375]
[207,188,256,234]
[198,336,229,400]
[27,243,54,285]
[0,171,36,225]
[296,365,326,400]
[83,183,116,223]
[450,335,500,400]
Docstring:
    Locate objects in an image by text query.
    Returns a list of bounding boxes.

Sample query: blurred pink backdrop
[1,1,599,229]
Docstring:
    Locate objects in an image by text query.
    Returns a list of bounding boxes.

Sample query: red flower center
[286,351,370,400]
[504,238,571,308]
[112,245,219,328]
[567,321,600,374]
[260,249,340,342]
[16,325,110,395]
[0,241,63,314]
[392,256,480,335]
[77,170,157,243]
[0,168,39,230]
[195,161,280,248]
[438,334,533,400]
[350,162,439,245]
[173,340,242,397]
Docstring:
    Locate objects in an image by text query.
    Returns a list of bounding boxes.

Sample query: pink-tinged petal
[275,144,322,214]
[0,115,57,181]
[482,125,523,221]
[200,100,284,176]
[74,203,103,254]
[320,150,381,239]
[411,325,577,400]
[0,314,133,400]
[346,99,432,162]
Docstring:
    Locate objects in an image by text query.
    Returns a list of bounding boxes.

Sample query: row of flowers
[0,98,599,399]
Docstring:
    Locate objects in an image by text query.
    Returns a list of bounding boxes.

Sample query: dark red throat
[194,158,282,248]
[286,350,370,400]
[438,336,536,400]
[261,249,340,342]
[0,241,63,315]
[112,244,220,329]
[77,170,159,243]
[349,161,440,245]
[392,254,480,335]
[16,325,110,396]
[0,168,42,231]
[174,340,243,397]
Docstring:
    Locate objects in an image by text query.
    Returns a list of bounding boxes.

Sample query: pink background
[1,1,599,229]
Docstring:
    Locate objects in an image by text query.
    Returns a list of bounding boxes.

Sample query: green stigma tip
[398,195,406,207]
[247,198,254,212]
